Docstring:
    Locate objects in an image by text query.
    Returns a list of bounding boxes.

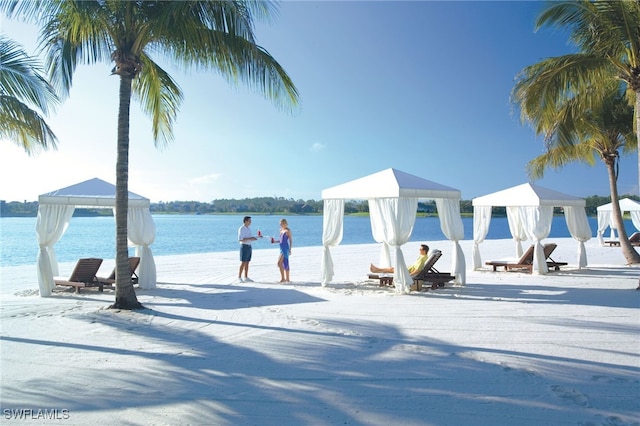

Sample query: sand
[1,238,638,425]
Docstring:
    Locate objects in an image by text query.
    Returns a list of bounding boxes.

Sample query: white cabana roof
[596,198,640,212]
[38,177,150,207]
[471,183,591,274]
[472,183,585,207]
[35,177,156,297]
[322,168,461,200]
[320,168,466,293]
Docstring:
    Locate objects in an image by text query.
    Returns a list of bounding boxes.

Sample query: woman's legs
[277,254,286,282]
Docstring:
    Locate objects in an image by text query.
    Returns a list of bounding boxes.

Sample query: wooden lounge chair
[367,250,445,288]
[543,243,568,271]
[604,231,640,247]
[54,258,103,293]
[486,243,566,273]
[97,257,140,290]
[411,250,455,290]
[485,245,535,272]
[367,273,394,287]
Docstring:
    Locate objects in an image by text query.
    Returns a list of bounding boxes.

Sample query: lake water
[0,214,623,267]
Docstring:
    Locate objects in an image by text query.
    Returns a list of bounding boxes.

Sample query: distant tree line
[2,195,637,217]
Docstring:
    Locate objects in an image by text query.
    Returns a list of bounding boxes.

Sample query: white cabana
[472,183,592,274]
[36,177,157,296]
[596,198,640,245]
[321,168,465,293]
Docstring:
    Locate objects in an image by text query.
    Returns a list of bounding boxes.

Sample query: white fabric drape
[631,211,640,231]
[507,206,527,257]
[35,204,75,296]
[472,205,492,270]
[368,197,417,293]
[128,207,157,289]
[564,206,592,268]
[370,215,392,268]
[519,206,553,274]
[597,210,613,245]
[321,199,344,286]
[435,198,466,284]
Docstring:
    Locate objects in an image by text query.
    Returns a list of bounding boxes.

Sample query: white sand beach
[1,238,639,425]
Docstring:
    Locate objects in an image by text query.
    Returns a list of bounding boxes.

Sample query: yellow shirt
[408,254,428,275]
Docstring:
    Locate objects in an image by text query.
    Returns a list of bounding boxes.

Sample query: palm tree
[0,1,299,309]
[512,0,640,264]
[517,83,640,264]
[0,35,58,154]
[532,1,640,197]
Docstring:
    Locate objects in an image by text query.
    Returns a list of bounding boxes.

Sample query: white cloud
[190,173,222,185]
[310,142,326,152]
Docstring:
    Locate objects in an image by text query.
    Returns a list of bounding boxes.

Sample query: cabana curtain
[472,205,491,271]
[435,198,466,284]
[36,204,75,296]
[507,206,527,258]
[369,197,418,293]
[127,207,157,289]
[321,199,344,285]
[565,206,592,268]
[519,206,553,274]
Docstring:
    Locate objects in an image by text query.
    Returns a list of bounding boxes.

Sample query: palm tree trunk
[110,74,142,310]
[637,92,640,197]
[635,90,640,288]
[607,161,640,264]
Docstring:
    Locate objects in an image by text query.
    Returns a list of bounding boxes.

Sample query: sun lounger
[485,245,534,272]
[97,257,140,290]
[486,243,567,273]
[604,231,640,247]
[368,250,446,288]
[54,258,103,293]
[367,274,394,287]
[411,250,454,290]
[543,243,568,271]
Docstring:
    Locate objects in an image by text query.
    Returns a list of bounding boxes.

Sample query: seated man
[370,244,429,276]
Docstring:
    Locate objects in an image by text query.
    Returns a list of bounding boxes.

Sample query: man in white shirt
[238,216,259,282]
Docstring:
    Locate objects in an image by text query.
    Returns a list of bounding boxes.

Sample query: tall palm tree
[532,1,640,194]
[1,1,299,309]
[0,35,58,154]
[512,0,640,264]
[518,83,640,264]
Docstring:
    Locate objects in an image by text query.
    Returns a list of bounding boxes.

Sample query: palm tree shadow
[135,281,326,312]
[2,275,639,425]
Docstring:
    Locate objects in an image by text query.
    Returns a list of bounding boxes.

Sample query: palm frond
[527,143,596,180]
[0,35,59,114]
[132,55,183,148]
[0,95,58,153]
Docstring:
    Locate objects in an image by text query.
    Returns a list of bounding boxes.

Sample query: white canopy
[472,183,592,274]
[36,177,157,296]
[596,198,640,245]
[321,168,465,293]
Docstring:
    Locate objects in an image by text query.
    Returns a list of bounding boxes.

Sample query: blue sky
[1,1,637,203]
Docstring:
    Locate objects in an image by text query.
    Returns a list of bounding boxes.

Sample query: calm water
[0,214,619,267]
